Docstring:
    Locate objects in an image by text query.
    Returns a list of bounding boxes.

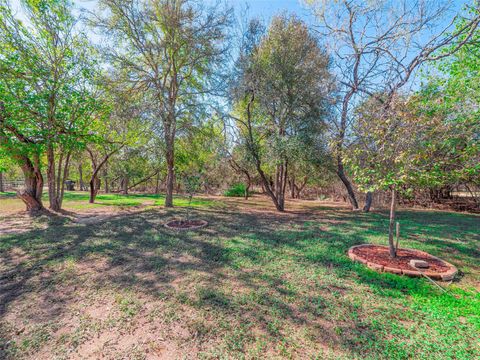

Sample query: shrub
[224,183,247,197]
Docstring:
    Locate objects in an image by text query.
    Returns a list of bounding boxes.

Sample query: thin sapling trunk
[388,187,397,257]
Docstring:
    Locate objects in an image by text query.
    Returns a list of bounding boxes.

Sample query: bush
[224,183,247,197]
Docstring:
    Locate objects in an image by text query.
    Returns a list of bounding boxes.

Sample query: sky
[10,0,471,28]
[8,0,474,92]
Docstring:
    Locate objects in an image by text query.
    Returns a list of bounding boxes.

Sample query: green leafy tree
[232,15,333,211]
[306,0,480,211]
[92,0,231,208]
[347,92,478,257]
[0,0,99,211]
[420,13,480,200]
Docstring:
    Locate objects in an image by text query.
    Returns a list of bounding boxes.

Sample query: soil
[352,245,450,273]
[165,219,207,229]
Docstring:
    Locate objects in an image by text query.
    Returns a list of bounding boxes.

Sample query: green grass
[0,199,479,359]
[62,191,216,208]
[0,190,216,212]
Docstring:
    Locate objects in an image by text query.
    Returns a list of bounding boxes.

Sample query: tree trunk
[78,163,85,191]
[104,162,109,193]
[87,146,123,203]
[337,157,359,209]
[155,172,160,194]
[289,177,296,199]
[296,176,308,199]
[388,188,397,258]
[244,172,251,200]
[0,172,4,193]
[363,192,373,212]
[165,147,174,207]
[17,154,44,212]
[122,176,129,194]
[46,144,62,211]
[89,175,101,203]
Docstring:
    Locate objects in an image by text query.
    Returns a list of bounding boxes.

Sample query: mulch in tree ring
[164,219,208,231]
[348,244,458,281]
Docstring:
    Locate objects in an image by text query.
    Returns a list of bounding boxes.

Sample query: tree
[347,91,478,257]
[306,0,480,211]
[0,0,99,211]
[92,0,231,207]
[232,15,333,211]
[85,78,147,203]
[227,144,255,200]
[421,12,480,202]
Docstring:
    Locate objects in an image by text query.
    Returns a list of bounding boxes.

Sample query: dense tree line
[1,0,479,250]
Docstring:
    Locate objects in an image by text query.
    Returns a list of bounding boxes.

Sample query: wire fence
[0,179,24,190]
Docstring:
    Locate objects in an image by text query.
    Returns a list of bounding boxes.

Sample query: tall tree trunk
[363,192,373,212]
[295,176,308,199]
[164,116,175,207]
[1,103,43,211]
[87,146,123,203]
[243,91,284,211]
[89,175,101,203]
[78,163,85,191]
[155,172,160,194]
[336,88,360,210]
[0,172,4,193]
[17,154,44,212]
[104,163,109,194]
[47,144,61,211]
[273,160,288,211]
[388,188,397,258]
[58,152,71,209]
[165,141,174,207]
[337,156,359,209]
[122,176,129,194]
[244,172,251,200]
[289,177,296,199]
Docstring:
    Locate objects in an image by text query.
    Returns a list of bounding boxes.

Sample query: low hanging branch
[228,158,252,199]
[87,144,125,203]
[127,169,161,191]
[243,90,285,211]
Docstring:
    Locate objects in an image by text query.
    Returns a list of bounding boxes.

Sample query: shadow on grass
[0,203,478,357]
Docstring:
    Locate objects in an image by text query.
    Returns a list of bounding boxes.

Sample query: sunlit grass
[0,198,478,359]
[0,191,217,212]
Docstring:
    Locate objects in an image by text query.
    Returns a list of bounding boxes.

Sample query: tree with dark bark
[0,0,99,212]
[0,102,44,211]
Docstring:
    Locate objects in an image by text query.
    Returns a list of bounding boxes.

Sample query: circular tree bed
[348,244,457,281]
[164,219,208,231]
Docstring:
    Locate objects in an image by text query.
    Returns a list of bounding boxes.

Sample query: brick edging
[348,244,458,281]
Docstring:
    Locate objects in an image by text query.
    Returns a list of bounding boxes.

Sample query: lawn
[0,194,479,359]
[0,191,215,213]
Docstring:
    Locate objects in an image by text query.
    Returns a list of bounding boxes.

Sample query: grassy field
[0,191,214,213]
[0,192,479,359]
